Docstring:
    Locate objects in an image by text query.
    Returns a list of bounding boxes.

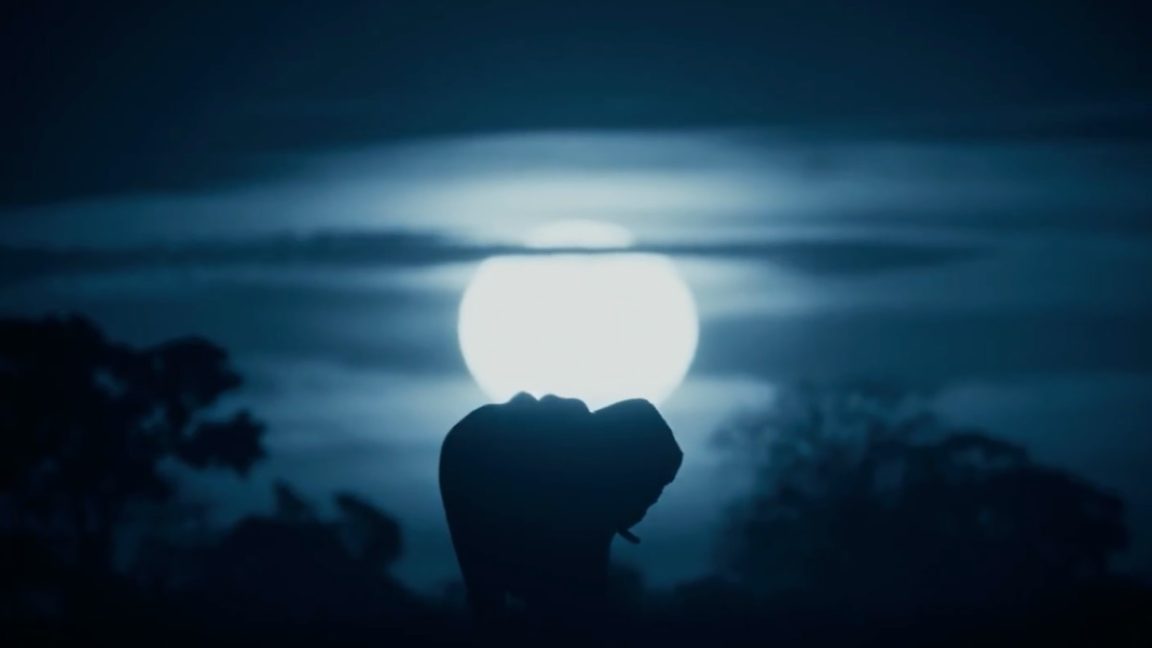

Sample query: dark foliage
[166,483,455,645]
[653,382,1150,646]
[0,315,453,645]
[0,315,264,574]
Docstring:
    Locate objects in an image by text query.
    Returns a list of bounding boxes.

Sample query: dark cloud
[691,239,984,276]
[0,231,479,283]
[0,276,465,374]
[812,206,1152,236]
[783,103,1152,144]
[3,1,1149,205]
[696,308,1152,382]
[0,231,986,283]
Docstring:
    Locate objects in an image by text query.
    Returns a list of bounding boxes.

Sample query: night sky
[3,1,1151,592]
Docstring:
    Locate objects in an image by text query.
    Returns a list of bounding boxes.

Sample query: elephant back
[439,393,681,605]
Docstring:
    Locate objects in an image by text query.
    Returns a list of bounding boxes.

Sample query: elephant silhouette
[439,392,683,629]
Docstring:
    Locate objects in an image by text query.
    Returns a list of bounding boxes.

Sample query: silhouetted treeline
[649,382,1151,646]
[0,315,457,645]
[2,316,1149,646]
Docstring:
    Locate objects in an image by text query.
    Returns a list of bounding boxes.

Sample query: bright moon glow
[458,220,698,409]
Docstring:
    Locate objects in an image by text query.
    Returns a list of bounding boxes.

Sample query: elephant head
[439,393,682,624]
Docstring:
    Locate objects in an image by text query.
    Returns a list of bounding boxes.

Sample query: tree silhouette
[691,381,1142,644]
[0,315,462,645]
[0,315,265,574]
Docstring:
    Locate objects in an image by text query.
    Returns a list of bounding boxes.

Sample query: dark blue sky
[4,0,1150,204]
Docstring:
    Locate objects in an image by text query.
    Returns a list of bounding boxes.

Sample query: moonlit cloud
[5,129,1150,247]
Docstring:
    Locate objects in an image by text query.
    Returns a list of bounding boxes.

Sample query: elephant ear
[590,399,683,539]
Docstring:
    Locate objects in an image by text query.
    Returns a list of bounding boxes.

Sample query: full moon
[458,220,698,409]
